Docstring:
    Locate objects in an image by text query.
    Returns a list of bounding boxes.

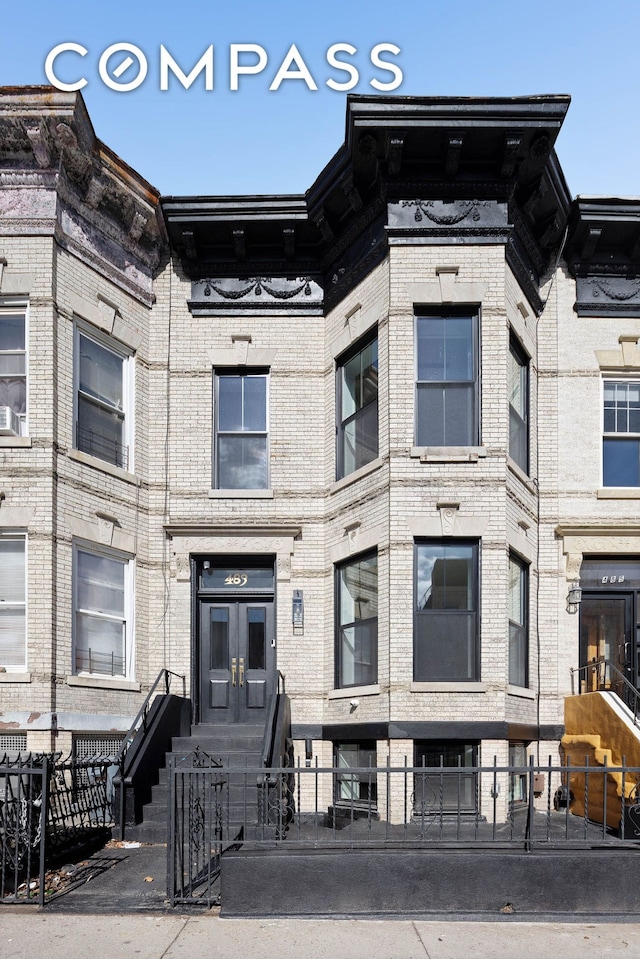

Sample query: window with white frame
[0,533,26,670]
[336,334,378,479]
[603,380,640,487]
[73,546,132,677]
[508,335,529,473]
[213,371,268,489]
[0,303,27,436]
[75,326,132,470]
[415,310,479,447]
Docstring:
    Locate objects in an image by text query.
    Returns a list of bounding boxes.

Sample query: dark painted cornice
[565,197,640,316]
[161,194,322,277]
[161,94,573,311]
[565,197,640,275]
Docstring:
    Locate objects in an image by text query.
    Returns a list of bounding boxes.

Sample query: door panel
[580,594,632,699]
[206,606,231,710]
[200,599,274,723]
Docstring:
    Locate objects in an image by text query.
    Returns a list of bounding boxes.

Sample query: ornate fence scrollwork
[262,741,296,839]
[168,747,224,908]
[1,751,117,906]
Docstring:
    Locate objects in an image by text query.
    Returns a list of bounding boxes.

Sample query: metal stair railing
[260,670,287,769]
[258,671,294,835]
[115,668,186,838]
[570,658,640,731]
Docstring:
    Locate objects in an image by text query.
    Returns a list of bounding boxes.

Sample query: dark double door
[199,599,275,724]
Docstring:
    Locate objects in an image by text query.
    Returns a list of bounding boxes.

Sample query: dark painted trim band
[291,721,565,742]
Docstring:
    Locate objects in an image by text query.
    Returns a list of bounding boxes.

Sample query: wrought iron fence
[167,753,640,906]
[0,754,47,905]
[1,750,117,906]
[168,748,225,908]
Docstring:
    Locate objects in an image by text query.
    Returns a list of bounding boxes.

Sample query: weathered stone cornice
[0,86,167,297]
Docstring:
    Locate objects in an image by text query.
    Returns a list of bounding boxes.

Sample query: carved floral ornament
[401,199,489,225]
[560,530,640,582]
[565,553,583,583]
[587,276,640,301]
[200,276,315,300]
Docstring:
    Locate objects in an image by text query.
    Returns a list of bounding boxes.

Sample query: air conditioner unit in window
[0,406,20,436]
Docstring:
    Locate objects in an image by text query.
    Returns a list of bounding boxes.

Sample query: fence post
[621,754,627,841]
[118,756,126,841]
[167,756,175,907]
[525,755,534,851]
[38,756,49,907]
[602,754,608,840]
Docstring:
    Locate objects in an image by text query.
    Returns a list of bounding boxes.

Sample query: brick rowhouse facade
[2,87,640,822]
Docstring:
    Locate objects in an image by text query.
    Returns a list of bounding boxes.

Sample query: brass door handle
[239,657,245,687]
[231,657,237,686]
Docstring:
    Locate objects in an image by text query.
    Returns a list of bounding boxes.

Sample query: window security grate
[0,733,28,755]
[73,735,123,761]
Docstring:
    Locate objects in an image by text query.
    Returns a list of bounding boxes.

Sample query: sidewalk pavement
[3,913,640,959]
[4,843,640,958]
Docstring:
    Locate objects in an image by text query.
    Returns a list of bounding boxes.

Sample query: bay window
[416,310,479,447]
[335,551,378,688]
[336,334,378,479]
[414,541,479,681]
[508,553,529,688]
[508,335,529,473]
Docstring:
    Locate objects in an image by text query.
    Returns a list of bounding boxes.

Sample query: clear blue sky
[1,0,639,199]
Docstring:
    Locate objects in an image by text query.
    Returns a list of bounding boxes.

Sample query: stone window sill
[0,436,32,448]
[328,684,380,700]
[411,446,487,463]
[330,457,384,495]
[597,488,640,499]
[410,681,487,693]
[0,671,31,683]
[507,456,536,491]
[69,448,139,485]
[66,674,140,692]
[208,488,274,499]
[507,684,536,700]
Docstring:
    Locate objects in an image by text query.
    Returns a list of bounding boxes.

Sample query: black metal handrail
[570,658,640,730]
[115,668,185,835]
[258,671,293,832]
[260,670,287,769]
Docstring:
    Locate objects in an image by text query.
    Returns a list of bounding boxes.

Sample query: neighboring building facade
[0,88,165,758]
[1,87,639,821]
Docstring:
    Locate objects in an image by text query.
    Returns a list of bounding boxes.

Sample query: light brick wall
[6,122,624,806]
[1,219,574,786]
[0,178,156,752]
